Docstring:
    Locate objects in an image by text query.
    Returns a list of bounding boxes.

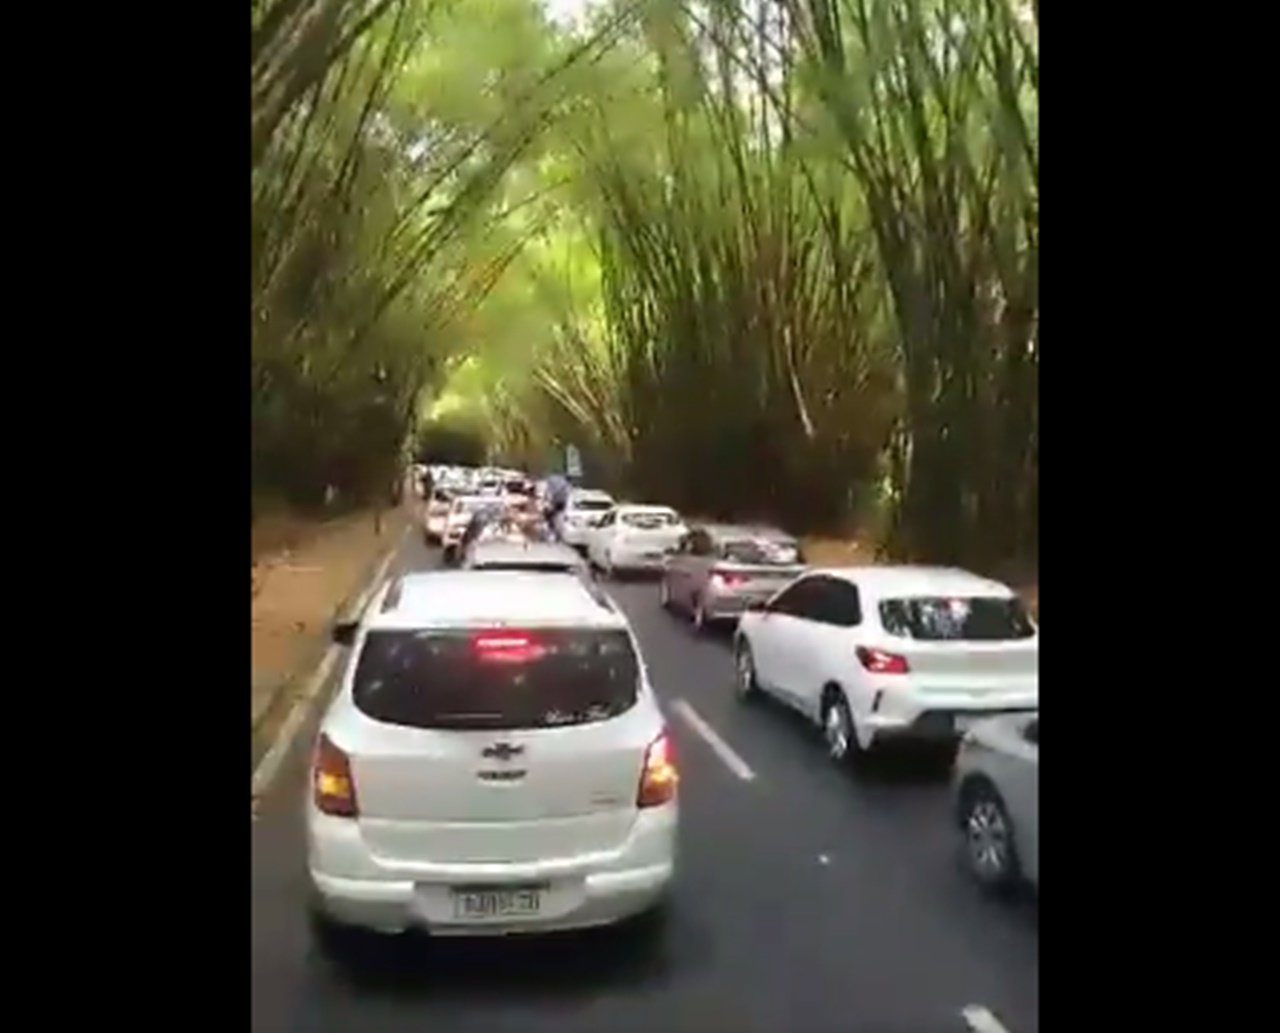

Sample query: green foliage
[250,0,1039,566]
[413,418,490,465]
[250,0,633,509]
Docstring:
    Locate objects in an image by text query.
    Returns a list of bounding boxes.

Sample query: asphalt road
[252,533,1038,1033]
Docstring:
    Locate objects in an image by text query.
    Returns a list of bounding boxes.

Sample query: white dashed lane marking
[962,1004,1013,1033]
[670,698,757,782]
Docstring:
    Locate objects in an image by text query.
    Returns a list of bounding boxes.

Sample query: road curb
[251,526,406,805]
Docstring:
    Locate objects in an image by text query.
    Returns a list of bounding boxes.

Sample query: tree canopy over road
[251,0,1037,567]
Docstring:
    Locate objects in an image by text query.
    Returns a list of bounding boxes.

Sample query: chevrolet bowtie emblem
[482,741,525,761]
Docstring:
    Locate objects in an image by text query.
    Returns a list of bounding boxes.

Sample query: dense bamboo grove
[250,0,1038,567]
[250,0,634,509]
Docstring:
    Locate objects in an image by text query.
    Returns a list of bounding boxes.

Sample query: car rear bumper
[311,862,671,936]
[308,804,677,936]
[610,547,669,572]
[704,593,772,619]
[861,694,1039,743]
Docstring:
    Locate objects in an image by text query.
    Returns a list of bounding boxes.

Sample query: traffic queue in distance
[305,464,1037,958]
[414,463,1037,896]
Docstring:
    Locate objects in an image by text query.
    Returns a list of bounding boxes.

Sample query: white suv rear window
[353,628,639,730]
[878,596,1035,641]
[622,511,677,529]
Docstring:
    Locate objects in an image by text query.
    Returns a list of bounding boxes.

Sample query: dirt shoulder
[252,505,409,731]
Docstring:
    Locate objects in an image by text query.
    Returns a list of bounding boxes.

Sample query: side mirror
[332,620,359,647]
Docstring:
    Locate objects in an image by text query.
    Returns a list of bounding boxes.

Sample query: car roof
[811,565,1015,598]
[697,523,794,541]
[469,540,583,566]
[370,571,622,630]
[570,488,613,499]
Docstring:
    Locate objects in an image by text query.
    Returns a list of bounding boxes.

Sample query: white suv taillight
[313,733,358,817]
[856,646,910,674]
[637,730,678,807]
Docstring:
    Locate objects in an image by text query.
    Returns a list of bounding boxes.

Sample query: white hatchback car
[585,505,686,576]
[557,489,616,549]
[732,566,1037,763]
[307,570,678,945]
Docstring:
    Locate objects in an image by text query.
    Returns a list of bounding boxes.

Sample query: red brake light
[471,630,546,664]
[856,646,910,674]
[711,569,747,589]
[638,730,678,807]
[313,734,358,817]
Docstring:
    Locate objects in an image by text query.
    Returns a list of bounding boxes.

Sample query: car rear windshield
[878,596,1035,641]
[622,511,678,529]
[572,498,613,511]
[473,561,578,574]
[721,539,803,565]
[352,628,639,730]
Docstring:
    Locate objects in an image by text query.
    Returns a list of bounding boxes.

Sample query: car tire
[308,903,366,968]
[621,899,670,949]
[734,639,759,701]
[820,689,863,766]
[958,779,1022,894]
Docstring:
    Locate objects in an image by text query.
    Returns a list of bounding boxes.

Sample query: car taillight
[710,569,747,590]
[471,630,547,664]
[856,646,910,674]
[313,734,358,817]
[638,730,678,807]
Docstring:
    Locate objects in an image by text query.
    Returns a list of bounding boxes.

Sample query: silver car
[660,524,806,633]
[953,712,1039,893]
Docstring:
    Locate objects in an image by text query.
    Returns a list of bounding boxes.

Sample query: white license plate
[451,886,543,920]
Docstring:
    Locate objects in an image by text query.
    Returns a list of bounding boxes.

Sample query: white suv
[733,566,1037,764]
[307,570,678,946]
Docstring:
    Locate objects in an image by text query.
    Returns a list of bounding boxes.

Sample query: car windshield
[352,628,638,730]
[622,510,678,529]
[878,596,1036,641]
[721,538,802,565]
[572,497,613,511]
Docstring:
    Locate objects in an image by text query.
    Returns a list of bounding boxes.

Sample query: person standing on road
[545,472,571,540]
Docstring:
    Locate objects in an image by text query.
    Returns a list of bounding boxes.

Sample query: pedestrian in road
[545,472,571,540]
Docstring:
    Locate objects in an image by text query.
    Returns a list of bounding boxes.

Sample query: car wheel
[820,690,861,765]
[734,640,759,701]
[308,904,366,967]
[959,780,1021,893]
[621,898,670,950]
